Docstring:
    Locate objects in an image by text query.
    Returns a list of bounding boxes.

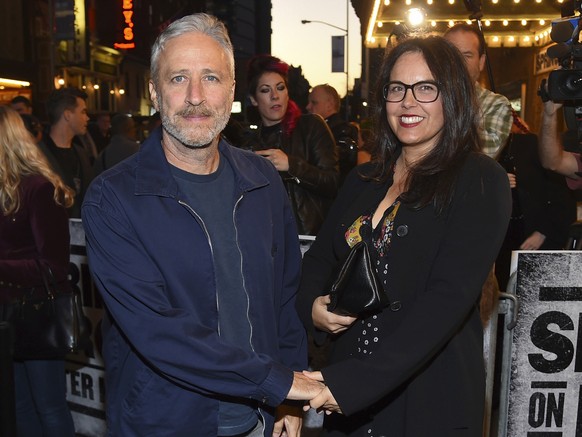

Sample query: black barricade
[0,322,16,437]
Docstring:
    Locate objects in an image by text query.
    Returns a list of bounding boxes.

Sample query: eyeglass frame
[382,80,441,103]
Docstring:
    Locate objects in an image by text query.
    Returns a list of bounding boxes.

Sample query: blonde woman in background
[0,106,75,436]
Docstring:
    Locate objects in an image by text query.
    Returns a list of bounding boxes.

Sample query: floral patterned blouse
[343,200,401,358]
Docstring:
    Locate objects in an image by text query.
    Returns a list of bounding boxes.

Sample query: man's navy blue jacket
[82,128,307,436]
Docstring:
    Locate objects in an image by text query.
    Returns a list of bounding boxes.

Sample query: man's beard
[158,100,231,149]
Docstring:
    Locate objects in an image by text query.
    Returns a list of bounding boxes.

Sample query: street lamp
[300,20,347,33]
[301,15,350,121]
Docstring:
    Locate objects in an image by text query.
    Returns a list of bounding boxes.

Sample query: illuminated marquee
[114,0,135,49]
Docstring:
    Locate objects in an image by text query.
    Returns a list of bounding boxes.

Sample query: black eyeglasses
[382,81,441,103]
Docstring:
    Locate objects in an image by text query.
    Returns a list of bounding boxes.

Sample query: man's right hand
[539,77,563,116]
[538,90,580,180]
[286,372,326,401]
[542,98,563,117]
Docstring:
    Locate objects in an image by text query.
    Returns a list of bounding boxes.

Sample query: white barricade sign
[66,219,107,436]
[508,251,582,436]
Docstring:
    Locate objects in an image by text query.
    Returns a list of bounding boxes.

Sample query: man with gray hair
[82,13,323,437]
[307,84,358,183]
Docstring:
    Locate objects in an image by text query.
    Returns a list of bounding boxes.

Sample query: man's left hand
[273,404,303,437]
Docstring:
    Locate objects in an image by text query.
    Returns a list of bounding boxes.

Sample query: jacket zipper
[232,193,255,353]
[232,195,266,434]
[177,199,221,335]
[181,196,267,435]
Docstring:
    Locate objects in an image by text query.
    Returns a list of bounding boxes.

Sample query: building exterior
[0,0,273,120]
[1,0,568,132]
[350,0,569,133]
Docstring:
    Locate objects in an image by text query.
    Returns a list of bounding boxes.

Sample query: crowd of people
[1,82,143,437]
[0,10,579,437]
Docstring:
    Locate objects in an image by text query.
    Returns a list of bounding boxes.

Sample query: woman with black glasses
[296,36,511,436]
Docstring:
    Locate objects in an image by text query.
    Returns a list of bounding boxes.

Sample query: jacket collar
[325,112,341,124]
[134,127,270,197]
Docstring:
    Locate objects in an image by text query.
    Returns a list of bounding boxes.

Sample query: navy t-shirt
[171,154,258,436]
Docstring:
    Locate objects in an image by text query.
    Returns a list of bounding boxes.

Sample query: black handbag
[3,260,91,359]
[326,241,394,316]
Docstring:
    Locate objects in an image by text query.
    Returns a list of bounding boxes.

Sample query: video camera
[542,1,582,145]
[545,1,582,101]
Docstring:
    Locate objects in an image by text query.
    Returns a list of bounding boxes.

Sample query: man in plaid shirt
[445,24,512,158]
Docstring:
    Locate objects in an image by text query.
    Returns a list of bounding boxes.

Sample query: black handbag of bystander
[1,260,90,359]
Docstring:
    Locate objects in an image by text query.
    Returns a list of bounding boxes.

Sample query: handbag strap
[33,259,56,299]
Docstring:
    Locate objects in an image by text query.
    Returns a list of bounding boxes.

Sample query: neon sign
[114,0,135,49]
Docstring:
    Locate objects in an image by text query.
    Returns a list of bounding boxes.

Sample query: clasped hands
[274,295,355,436]
[276,371,339,437]
[287,370,341,415]
[286,295,359,414]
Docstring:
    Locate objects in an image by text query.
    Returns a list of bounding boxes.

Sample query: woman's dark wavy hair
[369,36,481,215]
[246,54,301,136]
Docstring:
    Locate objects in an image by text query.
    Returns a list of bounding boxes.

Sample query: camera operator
[538,4,582,190]
[539,97,582,190]
[496,109,577,289]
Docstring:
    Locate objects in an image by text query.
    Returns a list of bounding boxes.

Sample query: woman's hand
[255,149,290,172]
[301,371,342,415]
[312,295,357,334]
[507,172,517,189]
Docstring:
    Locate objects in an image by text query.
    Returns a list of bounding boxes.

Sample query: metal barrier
[483,272,519,437]
[495,288,519,437]
[565,221,582,250]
